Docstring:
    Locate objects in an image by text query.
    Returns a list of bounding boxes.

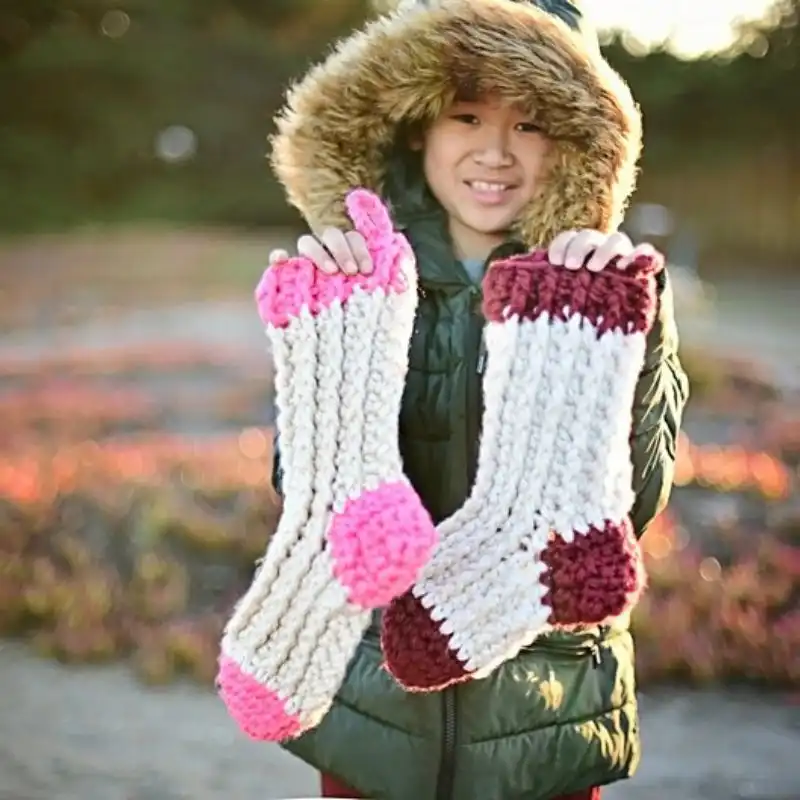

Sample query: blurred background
[0,1,798,798]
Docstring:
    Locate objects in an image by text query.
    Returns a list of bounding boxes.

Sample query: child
[264,1,689,797]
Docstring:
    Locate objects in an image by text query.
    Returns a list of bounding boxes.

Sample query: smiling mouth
[466,180,516,191]
[465,180,518,204]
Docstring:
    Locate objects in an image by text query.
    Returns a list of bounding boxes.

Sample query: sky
[582,0,777,57]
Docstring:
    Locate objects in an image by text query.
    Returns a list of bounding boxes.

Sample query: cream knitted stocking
[217,189,436,739]
[381,249,659,691]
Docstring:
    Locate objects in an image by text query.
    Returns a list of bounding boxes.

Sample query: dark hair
[452,77,481,104]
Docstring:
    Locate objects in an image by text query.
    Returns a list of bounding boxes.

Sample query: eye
[451,113,480,125]
[516,121,542,133]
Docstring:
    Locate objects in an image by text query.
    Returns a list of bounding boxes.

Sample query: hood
[270,0,642,248]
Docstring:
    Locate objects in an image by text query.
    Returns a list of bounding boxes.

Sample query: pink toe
[217,655,303,742]
[327,481,437,608]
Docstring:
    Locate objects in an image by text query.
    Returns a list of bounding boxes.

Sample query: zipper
[523,627,610,667]
[360,627,459,800]
[432,634,605,800]
[527,639,603,666]
[435,689,457,800]
[363,626,609,800]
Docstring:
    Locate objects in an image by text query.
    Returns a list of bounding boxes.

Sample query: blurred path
[0,642,797,800]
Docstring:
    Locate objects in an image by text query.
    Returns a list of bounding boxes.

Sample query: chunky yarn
[218,189,436,740]
[381,249,659,692]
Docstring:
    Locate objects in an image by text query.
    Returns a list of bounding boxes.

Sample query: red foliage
[0,342,796,688]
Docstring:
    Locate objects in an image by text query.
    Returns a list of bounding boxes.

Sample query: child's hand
[268,227,374,276]
[548,229,655,272]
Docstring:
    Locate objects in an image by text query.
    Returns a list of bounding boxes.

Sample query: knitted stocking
[218,189,436,740]
[381,249,659,691]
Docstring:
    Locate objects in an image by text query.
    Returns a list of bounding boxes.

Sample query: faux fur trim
[271,0,642,247]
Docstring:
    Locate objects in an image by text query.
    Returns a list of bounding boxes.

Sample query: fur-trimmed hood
[270,0,642,248]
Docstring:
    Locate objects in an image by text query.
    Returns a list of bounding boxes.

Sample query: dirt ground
[0,641,797,800]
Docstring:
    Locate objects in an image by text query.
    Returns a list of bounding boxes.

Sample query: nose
[473,126,514,168]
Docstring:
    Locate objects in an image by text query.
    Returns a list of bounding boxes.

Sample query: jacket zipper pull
[591,642,603,668]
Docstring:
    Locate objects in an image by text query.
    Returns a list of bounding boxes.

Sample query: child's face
[419,95,551,259]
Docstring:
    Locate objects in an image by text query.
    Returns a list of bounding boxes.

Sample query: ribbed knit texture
[217,189,436,739]
[381,249,659,691]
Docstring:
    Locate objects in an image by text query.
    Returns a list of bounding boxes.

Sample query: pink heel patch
[255,189,410,328]
[327,481,437,608]
[217,655,303,742]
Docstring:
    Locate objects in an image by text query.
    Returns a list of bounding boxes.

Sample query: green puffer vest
[271,180,689,800]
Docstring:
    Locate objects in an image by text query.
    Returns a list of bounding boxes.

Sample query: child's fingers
[547,230,577,266]
[288,190,391,278]
[344,230,374,274]
[564,230,606,270]
[585,231,632,272]
[320,227,359,275]
[268,248,290,265]
[618,242,656,269]
[297,233,339,274]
